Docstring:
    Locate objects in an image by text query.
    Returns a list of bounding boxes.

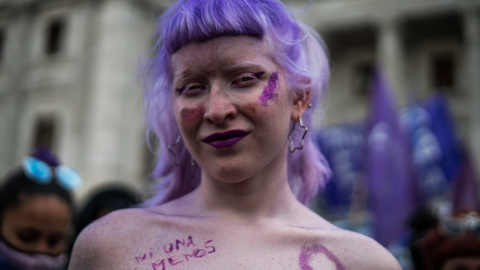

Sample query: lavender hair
[141,0,331,206]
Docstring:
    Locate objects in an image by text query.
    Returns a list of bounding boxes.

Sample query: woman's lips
[202,130,249,149]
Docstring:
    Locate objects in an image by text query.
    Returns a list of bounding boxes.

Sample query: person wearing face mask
[0,146,81,270]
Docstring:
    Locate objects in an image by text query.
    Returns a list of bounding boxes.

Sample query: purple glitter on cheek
[259,72,278,106]
[298,243,345,270]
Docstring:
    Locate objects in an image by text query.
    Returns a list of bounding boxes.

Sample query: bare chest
[103,228,345,270]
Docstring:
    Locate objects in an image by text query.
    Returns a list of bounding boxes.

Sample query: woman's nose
[203,85,237,124]
[32,239,53,255]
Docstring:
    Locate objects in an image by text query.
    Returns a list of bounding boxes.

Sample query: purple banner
[316,123,366,216]
[365,70,421,247]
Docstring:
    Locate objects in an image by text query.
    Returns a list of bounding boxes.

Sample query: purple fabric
[316,122,366,215]
[400,103,449,198]
[366,70,421,247]
[0,240,67,270]
[424,95,462,183]
[30,146,61,167]
[452,147,480,212]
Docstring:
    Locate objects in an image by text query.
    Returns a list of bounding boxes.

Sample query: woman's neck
[194,151,301,223]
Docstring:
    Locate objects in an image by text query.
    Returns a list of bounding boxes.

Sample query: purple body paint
[136,236,216,269]
[135,253,147,264]
[259,72,278,106]
[298,243,345,270]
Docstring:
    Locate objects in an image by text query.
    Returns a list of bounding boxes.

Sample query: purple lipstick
[202,130,249,149]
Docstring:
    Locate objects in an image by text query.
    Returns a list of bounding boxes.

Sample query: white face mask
[0,240,67,270]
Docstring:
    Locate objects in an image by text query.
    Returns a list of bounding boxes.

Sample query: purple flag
[423,95,462,184]
[366,70,421,247]
[316,122,366,216]
[452,147,480,212]
[400,102,451,199]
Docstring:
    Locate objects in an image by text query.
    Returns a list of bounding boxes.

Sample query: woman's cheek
[258,72,279,106]
[245,72,283,112]
[242,102,258,114]
[180,106,205,123]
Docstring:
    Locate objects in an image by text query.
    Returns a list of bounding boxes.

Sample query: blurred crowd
[408,206,480,270]
[0,147,139,270]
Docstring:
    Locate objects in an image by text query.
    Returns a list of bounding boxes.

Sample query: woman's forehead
[171,36,274,73]
[173,36,265,57]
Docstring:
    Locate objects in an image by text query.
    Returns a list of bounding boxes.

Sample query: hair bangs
[162,0,269,54]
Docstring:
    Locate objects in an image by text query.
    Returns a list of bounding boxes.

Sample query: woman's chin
[204,164,255,184]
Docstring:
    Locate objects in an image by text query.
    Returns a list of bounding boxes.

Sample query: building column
[463,6,480,174]
[2,10,34,169]
[376,15,407,106]
[78,0,149,198]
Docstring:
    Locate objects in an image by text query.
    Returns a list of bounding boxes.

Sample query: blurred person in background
[69,0,400,269]
[407,205,439,270]
[419,210,480,270]
[74,185,138,237]
[0,146,81,270]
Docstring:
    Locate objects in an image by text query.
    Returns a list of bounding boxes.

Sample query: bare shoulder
[275,205,401,270]
[68,208,154,269]
[298,226,401,270]
[334,229,401,269]
[68,200,205,269]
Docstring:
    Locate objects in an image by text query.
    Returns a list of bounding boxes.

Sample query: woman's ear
[291,90,311,121]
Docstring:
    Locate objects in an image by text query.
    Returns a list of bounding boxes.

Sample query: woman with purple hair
[70,0,400,269]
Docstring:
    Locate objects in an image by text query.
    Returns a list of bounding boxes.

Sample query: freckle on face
[181,107,205,122]
[243,102,257,113]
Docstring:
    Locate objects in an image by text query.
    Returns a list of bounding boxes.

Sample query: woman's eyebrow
[222,63,265,73]
[174,64,266,82]
[223,62,265,70]
[173,70,204,81]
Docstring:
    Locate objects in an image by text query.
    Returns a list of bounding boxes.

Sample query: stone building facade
[0,0,479,201]
[0,0,162,200]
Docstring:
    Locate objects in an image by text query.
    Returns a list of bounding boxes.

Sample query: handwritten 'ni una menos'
[134,236,216,270]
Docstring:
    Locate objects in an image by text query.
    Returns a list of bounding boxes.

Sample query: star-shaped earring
[288,117,308,153]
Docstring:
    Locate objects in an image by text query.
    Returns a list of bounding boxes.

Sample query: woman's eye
[17,230,40,244]
[232,72,265,86]
[47,233,65,248]
[175,83,206,95]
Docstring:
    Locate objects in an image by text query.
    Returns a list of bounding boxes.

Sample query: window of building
[45,17,65,56]
[31,115,57,151]
[353,63,374,96]
[431,52,455,92]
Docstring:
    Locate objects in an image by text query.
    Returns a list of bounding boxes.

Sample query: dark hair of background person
[0,169,74,227]
[407,205,439,270]
[419,210,480,270]
[74,186,139,237]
